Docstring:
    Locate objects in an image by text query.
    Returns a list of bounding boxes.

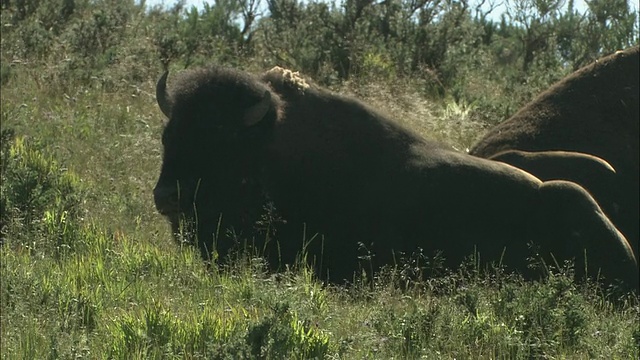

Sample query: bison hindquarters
[537,180,638,291]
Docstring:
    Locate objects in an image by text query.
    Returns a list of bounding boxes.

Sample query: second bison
[470,46,639,258]
[153,66,637,289]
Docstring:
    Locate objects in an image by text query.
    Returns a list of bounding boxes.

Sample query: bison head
[153,67,282,261]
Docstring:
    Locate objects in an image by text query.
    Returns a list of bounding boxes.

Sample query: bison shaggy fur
[153,66,637,289]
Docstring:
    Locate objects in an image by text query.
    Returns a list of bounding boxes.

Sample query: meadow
[1,0,639,358]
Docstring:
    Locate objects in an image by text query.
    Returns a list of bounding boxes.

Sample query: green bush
[1,1,638,358]
[0,130,85,256]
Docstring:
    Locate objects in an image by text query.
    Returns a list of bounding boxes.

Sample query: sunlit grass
[1,40,638,360]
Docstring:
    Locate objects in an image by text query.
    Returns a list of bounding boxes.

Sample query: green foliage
[1,0,638,358]
[151,0,250,70]
[243,301,330,359]
[0,131,85,255]
[2,0,637,111]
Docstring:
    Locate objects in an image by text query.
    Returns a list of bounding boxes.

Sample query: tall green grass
[1,1,638,357]
[1,121,638,358]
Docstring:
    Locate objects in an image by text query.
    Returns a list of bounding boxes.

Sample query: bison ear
[156,71,172,118]
[243,91,272,127]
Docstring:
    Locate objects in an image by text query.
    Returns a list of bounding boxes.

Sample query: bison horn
[243,91,272,127]
[156,71,172,118]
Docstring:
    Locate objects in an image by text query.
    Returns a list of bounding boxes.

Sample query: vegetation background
[1,0,639,358]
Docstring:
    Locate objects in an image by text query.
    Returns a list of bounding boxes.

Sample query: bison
[470,46,639,260]
[153,66,637,289]
[488,150,621,227]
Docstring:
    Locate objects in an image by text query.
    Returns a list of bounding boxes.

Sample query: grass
[2,225,639,358]
[2,67,639,359]
[339,79,486,152]
[1,6,638,357]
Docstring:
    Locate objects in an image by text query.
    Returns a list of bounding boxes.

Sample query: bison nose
[153,186,180,215]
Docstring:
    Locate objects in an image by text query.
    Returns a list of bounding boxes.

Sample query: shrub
[0,130,85,256]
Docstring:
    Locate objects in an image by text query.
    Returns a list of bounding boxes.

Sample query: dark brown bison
[153,66,637,289]
[488,150,622,228]
[470,46,639,259]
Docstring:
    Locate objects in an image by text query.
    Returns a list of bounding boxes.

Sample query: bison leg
[536,180,638,291]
